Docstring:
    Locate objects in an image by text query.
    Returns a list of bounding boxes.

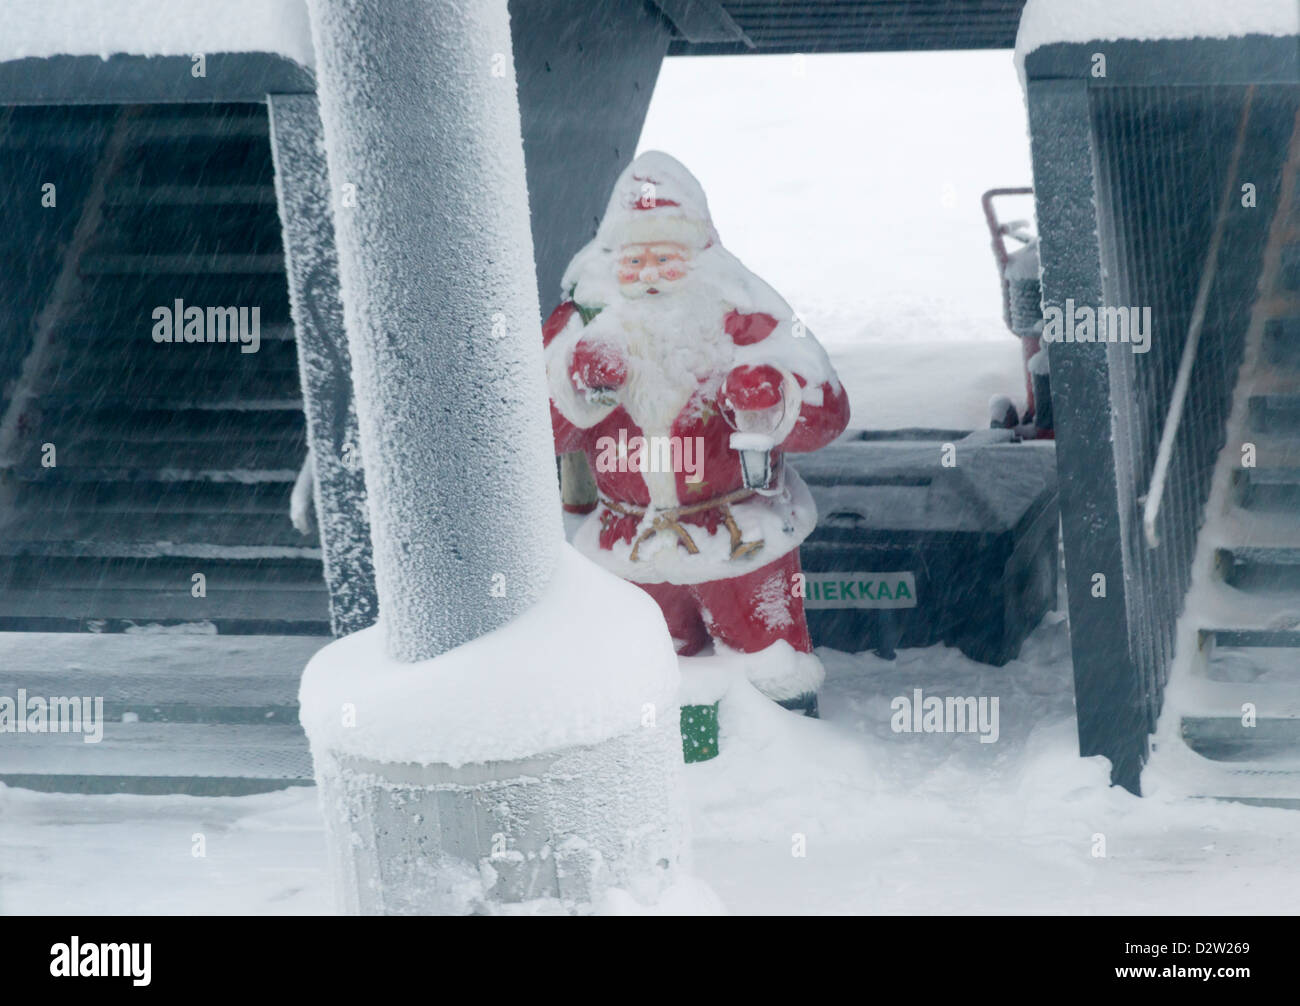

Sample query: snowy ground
[4,51,1298,915]
[6,599,1300,915]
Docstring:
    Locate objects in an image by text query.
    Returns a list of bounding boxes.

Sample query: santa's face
[617,242,691,298]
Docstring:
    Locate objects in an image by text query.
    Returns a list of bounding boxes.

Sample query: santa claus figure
[543,152,850,712]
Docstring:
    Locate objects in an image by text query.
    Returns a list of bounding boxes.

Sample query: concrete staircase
[1152,107,1300,806]
[0,104,327,793]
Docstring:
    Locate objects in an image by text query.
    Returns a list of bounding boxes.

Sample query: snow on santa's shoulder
[298,543,680,767]
[1016,0,1300,77]
[0,0,314,67]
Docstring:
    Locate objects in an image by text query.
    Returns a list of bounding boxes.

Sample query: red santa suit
[543,152,850,707]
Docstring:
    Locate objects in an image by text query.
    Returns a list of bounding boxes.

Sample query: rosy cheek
[617,269,638,283]
[661,266,685,281]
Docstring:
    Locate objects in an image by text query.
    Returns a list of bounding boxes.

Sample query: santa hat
[593,151,719,252]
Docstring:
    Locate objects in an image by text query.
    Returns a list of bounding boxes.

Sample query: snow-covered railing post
[298,0,685,913]
[268,93,377,637]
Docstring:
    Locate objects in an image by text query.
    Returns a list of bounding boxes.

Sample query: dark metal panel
[1024,37,1300,86]
[671,0,1027,54]
[0,53,314,105]
[653,0,754,45]
[1027,31,1299,791]
[509,0,673,314]
[1027,78,1148,792]
[1090,83,1289,731]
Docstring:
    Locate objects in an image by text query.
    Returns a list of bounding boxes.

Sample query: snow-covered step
[48,368,303,405]
[43,321,298,347]
[1282,242,1300,291]
[31,385,303,413]
[1201,633,1300,688]
[1264,316,1300,368]
[1204,505,1300,549]
[1192,770,1300,808]
[9,465,300,485]
[68,274,292,318]
[1179,677,1300,718]
[1182,716,1300,762]
[1208,627,1300,648]
[0,112,269,149]
[9,480,294,516]
[0,631,321,793]
[31,405,305,443]
[0,640,313,722]
[1249,393,1300,434]
[1216,546,1300,592]
[0,511,311,550]
[79,252,285,276]
[0,539,320,560]
[1232,466,1300,510]
[10,439,307,473]
[104,183,277,207]
[1151,741,1300,807]
[0,629,323,685]
[48,332,300,369]
[125,115,270,141]
[0,724,312,792]
[0,585,328,635]
[31,393,304,413]
[0,553,324,588]
[101,203,284,256]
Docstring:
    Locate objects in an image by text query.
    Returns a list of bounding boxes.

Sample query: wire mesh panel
[1027,35,1300,790]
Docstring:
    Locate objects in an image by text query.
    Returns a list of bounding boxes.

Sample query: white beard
[599,278,733,440]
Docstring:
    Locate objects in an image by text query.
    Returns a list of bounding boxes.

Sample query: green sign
[802,572,917,610]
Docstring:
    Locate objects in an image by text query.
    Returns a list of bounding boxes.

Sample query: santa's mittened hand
[569,339,627,397]
[723,364,785,411]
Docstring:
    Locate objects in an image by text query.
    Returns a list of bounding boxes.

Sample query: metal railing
[1142,86,1256,549]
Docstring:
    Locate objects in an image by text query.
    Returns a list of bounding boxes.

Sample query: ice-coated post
[299,0,685,913]
[268,93,378,637]
[306,0,561,662]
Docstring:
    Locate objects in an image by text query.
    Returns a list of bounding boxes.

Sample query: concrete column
[268,93,377,637]
[307,0,561,663]
[301,0,685,913]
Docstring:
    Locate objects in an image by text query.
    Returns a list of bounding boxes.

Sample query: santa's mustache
[619,276,693,299]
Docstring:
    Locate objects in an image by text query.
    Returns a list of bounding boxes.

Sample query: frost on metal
[1016,0,1300,77]
[306,0,561,660]
[269,93,377,637]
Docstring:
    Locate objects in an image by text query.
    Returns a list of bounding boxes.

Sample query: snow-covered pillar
[268,93,377,637]
[299,0,686,912]
[306,0,560,662]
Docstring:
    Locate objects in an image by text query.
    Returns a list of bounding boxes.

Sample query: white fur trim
[737,642,825,702]
[606,212,712,251]
[544,307,618,430]
[572,466,819,585]
[677,640,825,703]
